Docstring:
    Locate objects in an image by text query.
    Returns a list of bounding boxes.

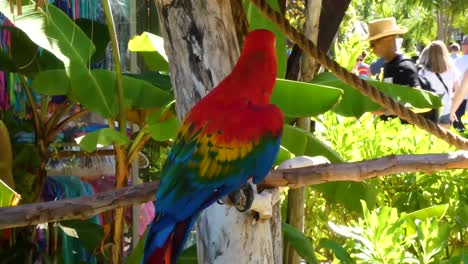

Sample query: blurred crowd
[353,17,468,131]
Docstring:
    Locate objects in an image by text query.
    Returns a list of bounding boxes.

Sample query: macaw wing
[155,103,283,221]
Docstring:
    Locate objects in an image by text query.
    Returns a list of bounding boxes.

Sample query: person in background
[353,51,369,77]
[451,71,468,123]
[419,41,460,128]
[453,35,468,131]
[364,17,420,121]
[364,17,418,87]
[450,43,460,61]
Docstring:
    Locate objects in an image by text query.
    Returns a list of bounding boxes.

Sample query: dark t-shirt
[383,54,420,87]
[381,54,427,123]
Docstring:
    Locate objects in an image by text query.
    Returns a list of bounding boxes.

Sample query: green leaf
[177,245,198,264]
[120,72,174,109]
[0,180,19,207]
[281,126,362,211]
[145,101,176,124]
[405,204,449,235]
[69,65,119,118]
[314,181,378,212]
[274,145,294,165]
[146,117,180,142]
[58,220,104,253]
[455,202,468,227]
[31,70,71,95]
[0,26,62,75]
[128,32,169,72]
[282,222,318,264]
[124,72,172,92]
[0,25,41,76]
[406,204,449,221]
[68,69,173,118]
[0,2,95,73]
[318,239,355,264]
[0,48,17,73]
[311,72,442,117]
[272,79,343,117]
[74,18,110,63]
[245,0,287,78]
[282,125,343,163]
[79,128,130,152]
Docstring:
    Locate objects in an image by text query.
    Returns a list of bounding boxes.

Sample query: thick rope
[249,0,468,150]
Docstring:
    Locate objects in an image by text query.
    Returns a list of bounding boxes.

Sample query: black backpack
[397,58,439,123]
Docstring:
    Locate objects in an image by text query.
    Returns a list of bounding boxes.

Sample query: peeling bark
[155,0,240,119]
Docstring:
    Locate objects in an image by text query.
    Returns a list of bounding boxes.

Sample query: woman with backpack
[418,40,461,128]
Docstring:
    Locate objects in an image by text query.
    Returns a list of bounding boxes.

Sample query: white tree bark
[154,1,281,263]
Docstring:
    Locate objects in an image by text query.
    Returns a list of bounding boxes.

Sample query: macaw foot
[227,182,255,212]
[226,180,281,220]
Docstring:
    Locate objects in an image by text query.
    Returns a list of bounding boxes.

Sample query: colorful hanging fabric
[43,176,100,264]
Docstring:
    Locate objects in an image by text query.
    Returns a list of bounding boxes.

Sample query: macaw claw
[228,182,255,212]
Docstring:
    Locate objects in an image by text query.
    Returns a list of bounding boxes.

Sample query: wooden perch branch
[1,152,468,229]
[0,181,159,229]
[262,151,468,188]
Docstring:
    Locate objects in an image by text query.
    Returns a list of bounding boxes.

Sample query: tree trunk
[284,0,321,263]
[154,1,282,263]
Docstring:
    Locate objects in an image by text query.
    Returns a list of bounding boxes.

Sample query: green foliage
[0,26,62,76]
[58,220,104,254]
[31,68,173,118]
[281,124,343,163]
[333,34,367,71]
[272,79,343,118]
[318,239,355,264]
[0,2,94,72]
[282,222,319,264]
[79,128,130,152]
[405,204,449,235]
[124,72,172,92]
[1,111,40,204]
[31,69,70,95]
[329,201,413,263]
[311,72,442,117]
[413,218,450,263]
[128,32,169,72]
[328,201,464,264]
[275,145,294,165]
[146,117,180,142]
[0,179,18,206]
[126,229,147,264]
[74,19,110,64]
[177,245,198,264]
[307,112,468,263]
[139,140,171,182]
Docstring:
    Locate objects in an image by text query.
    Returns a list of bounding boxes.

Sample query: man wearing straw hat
[364,17,419,87]
[364,17,430,121]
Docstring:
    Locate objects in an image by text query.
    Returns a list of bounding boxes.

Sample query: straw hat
[363,17,408,42]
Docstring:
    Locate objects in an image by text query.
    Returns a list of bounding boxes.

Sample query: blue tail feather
[143,213,196,264]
